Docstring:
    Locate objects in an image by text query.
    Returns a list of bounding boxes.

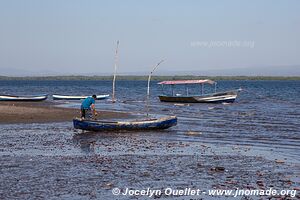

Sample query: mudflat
[0,101,128,124]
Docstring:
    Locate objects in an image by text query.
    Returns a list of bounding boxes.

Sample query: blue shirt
[81,97,95,109]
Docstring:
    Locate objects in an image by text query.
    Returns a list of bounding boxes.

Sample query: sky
[0,0,299,76]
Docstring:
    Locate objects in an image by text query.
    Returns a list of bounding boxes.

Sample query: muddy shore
[0,101,299,199]
[0,127,299,199]
[0,101,128,124]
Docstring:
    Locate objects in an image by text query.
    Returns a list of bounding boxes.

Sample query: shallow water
[1,80,298,160]
[0,80,299,199]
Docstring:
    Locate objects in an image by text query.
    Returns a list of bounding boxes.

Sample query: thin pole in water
[172,85,174,96]
[146,60,164,117]
[214,82,217,93]
[112,40,119,103]
[185,84,189,96]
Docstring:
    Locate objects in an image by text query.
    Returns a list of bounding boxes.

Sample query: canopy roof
[158,79,215,85]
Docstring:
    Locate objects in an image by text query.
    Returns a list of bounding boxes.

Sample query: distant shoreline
[0,75,299,81]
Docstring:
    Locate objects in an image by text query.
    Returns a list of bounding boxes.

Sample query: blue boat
[73,116,177,131]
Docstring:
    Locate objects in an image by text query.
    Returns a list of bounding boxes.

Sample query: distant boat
[73,115,177,131]
[52,94,109,100]
[158,79,238,103]
[0,94,48,101]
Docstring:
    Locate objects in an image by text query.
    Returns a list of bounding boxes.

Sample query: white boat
[0,94,48,101]
[52,94,109,100]
[158,80,238,103]
[159,91,238,103]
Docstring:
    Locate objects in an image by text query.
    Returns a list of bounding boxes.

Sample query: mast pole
[146,60,164,117]
[112,40,119,103]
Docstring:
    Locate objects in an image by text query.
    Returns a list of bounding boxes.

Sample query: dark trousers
[81,108,89,118]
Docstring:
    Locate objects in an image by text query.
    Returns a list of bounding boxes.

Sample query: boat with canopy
[158,79,238,103]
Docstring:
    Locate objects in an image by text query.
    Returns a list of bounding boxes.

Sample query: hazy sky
[0,0,299,75]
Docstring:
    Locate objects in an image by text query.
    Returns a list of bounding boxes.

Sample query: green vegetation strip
[0,75,299,81]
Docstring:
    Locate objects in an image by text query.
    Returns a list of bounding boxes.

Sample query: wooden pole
[146,60,164,116]
[112,40,119,103]
[185,84,189,96]
[214,82,217,93]
[172,85,174,96]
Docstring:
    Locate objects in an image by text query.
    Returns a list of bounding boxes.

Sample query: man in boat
[81,95,97,119]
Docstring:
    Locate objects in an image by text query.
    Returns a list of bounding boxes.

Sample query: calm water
[0,80,299,162]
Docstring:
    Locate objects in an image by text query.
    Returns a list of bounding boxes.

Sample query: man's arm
[91,104,97,116]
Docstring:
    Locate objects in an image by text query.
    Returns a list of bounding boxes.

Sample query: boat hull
[0,94,48,101]
[53,94,109,100]
[159,91,237,103]
[73,116,177,131]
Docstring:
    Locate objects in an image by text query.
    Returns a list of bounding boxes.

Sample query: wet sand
[0,101,128,124]
[0,101,299,199]
[0,127,299,199]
